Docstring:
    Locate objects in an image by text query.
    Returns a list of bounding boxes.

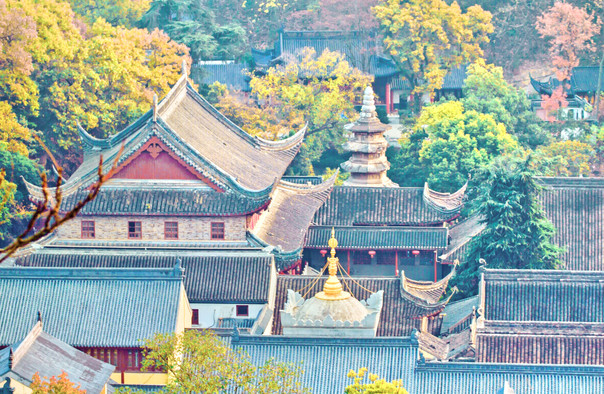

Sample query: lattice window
[81,220,95,239]
[192,309,199,325]
[128,221,142,239]
[165,221,178,239]
[211,222,225,240]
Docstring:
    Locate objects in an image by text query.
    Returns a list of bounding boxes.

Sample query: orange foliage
[535,2,601,80]
[31,371,85,394]
[541,86,568,122]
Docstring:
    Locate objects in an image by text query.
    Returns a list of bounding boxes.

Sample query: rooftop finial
[8,348,13,369]
[153,93,158,122]
[182,59,187,78]
[37,310,42,327]
[316,227,349,300]
[360,86,376,120]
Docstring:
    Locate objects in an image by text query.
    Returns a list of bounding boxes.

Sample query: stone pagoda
[281,228,384,337]
[341,86,397,187]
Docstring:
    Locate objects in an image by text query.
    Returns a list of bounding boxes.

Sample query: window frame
[211,222,225,240]
[236,305,249,317]
[81,220,95,239]
[192,309,199,325]
[164,221,179,240]
[128,221,142,239]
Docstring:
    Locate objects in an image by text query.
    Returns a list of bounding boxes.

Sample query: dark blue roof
[441,65,467,90]
[305,225,448,250]
[193,62,250,91]
[0,267,184,347]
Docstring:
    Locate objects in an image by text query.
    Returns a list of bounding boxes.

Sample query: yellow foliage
[345,368,409,394]
[0,103,30,156]
[373,0,493,97]
[534,140,593,177]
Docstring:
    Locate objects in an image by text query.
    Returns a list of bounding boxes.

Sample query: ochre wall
[56,215,247,242]
[110,372,168,385]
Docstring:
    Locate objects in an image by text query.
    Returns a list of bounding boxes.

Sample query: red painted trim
[210,221,225,240]
[108,136,224,192]
[433,250,438,282]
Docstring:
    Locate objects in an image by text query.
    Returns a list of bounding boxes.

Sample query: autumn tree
[536,2,601,81]
[389,100,519,191]
[451,157,562,298]
[345,368,409,394]
[31,371,85,394]
[141,330,309,393]
[373,0,493,111]
[65,0,150,27]
[534,140,594,177]
[215,48,372,174]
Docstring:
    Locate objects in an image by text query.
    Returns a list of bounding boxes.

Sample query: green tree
[390,100,519,191]
[373,0,493,111]
[451,157,562,298]
[140,0,247,62]
[141,330,309,393]
[461,60,550,149]
[345,368,409,394]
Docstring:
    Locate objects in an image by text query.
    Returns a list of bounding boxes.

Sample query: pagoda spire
[315,228,350,301]
[341,86,398,187]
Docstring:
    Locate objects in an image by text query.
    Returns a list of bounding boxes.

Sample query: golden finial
[316,227,350,301]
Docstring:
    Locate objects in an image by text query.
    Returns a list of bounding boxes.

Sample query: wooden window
[165,221,178,239]
[211,222,225,240]
[128,221,141,239]
[192,309,199,325]
[81,220,95,239]
[236,305,249,317]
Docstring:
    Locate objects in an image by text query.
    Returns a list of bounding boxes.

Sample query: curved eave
[400,266,456,308]
[529,74,552,96]
[277,169,338,196]
[254,123,307,151]
[78,111,153,152]
[423,182,467,214]
[22,176,82,202]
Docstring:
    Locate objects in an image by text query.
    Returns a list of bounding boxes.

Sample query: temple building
[21,62,334,273]
[0,266,190,385]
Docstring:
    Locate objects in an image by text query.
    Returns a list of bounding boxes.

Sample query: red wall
[113,151,198,180]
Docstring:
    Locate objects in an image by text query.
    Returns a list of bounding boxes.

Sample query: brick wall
[56,215,247,241]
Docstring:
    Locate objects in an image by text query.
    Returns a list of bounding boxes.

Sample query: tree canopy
[451,157,562,298]
[140,330,309,393]
[373,0,493,108]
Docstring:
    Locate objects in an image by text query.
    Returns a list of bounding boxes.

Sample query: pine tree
[452,157,562,297]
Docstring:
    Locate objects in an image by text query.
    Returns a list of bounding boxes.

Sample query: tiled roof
[439,216,485,263]
[60,186,270,216]
[305,225,448,250]
[313,186,461,226]
[414,362,604,393]
[15,250,274,303]
[440,65,467,90]
[441,295,479,334]
[0,267,184,347]
[276,31,397,77]
[538,177,604,270]
[477,268,604,364]
[158,77,304,191]
[25,74,304,202]
[281,176,324,185]
[401,269,454,305]
[253,177,335,253]
[0,321,114,393]
[231,336,417,394]
[481,269,604,322]
[531,66,603,96]
[271,276,445,336]
[193,62,250,91]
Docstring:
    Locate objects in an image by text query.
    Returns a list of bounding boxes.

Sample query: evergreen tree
[452,157,562,298]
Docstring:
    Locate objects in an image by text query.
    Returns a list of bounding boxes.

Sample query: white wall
[191,303,265,328]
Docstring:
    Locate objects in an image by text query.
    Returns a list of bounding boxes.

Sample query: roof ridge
[0,266,184,280]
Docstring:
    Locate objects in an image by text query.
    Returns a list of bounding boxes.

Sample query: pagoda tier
[341,86,397,187]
